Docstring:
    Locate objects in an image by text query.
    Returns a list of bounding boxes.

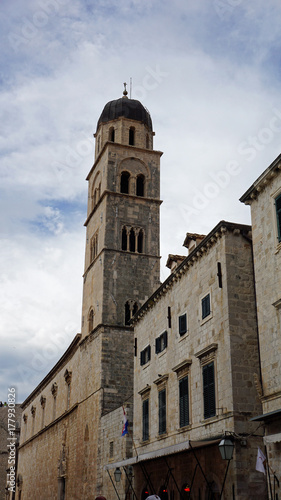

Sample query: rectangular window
[201,294,211,320]
[179,376,189,427]
[140,345,151,366]
[158,388,166,435]
[275,193,281,242]
[109,441,114,458]
[155,331,168,354]
[179,313,187,336]
[203,362,216,419]
[142,399,149,441]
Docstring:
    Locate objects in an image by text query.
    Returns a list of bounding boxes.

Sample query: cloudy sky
[1,0,281,403]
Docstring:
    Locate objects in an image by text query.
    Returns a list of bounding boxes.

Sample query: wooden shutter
[202,294,210,319]
[142,399,149,441]
[155,337,160,354]
[203,362,216,419]
[179,376,189,427]
[163,330,168,349]
[179,314,187,335]
[158,389,166,434]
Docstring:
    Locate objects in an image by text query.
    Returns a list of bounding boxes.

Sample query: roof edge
[21,333,82,409]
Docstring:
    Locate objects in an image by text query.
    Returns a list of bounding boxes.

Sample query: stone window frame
[138,385,151,443]
[154,375,169,437]
[195,344,218,421]
[172,359,192,429]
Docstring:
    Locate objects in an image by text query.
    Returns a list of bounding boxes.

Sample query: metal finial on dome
[123,82,128,98]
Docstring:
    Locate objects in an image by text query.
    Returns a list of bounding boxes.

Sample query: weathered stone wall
[247,168,281,487]
[133,224,266,499]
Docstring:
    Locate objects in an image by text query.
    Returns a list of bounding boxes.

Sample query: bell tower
[81,87,162,342]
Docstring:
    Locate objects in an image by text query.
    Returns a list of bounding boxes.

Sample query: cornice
[240,154,281,204]
[21,334,81,409]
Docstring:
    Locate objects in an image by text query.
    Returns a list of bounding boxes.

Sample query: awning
[104,436,222,470]
[250,408,281,422]
[264,433,281,445]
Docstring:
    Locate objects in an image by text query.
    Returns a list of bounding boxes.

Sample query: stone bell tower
[81,85,162,411]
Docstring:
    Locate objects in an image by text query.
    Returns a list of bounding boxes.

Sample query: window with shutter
[275,193,281,242]
[201,294,211,320]
[140,346,151,366]
[179,376,189,427]
[142,399,149,441]
[203,362,216,419]
[179,314,187,336]
[155,331,168,354]
[158,389,166,434]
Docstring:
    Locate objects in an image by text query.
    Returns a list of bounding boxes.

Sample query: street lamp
[218,438,234,499]
[114,467,122,483]
[218,438,234,461]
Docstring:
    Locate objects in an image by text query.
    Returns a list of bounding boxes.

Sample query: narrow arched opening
[137,230,144,253]
[122,227,127,251]
[129,127,135,146]
[129,228,135,252]
[120,171,130,194]
[136,174,145,197]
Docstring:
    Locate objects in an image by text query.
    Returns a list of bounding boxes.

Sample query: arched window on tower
[125,300,139,325]
[109,127,115,142]
[146,134,149,149]
[88,309,94,332]
[122,227,128,251]
[129,127,135,146]
[129,228,135,252]
[137,229,144,253]
[136,174,145,197]
[120,171,130,194]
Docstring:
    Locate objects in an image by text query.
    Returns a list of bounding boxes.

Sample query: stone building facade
[241,157,281,496]
[116,220,266,500]
[16,90,162,499]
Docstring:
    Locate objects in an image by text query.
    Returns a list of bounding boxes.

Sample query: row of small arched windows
[122,226,144,253]
[121,171,145,196]
[97,127,151,153]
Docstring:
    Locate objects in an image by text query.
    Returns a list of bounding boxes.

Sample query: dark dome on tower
[96,96,153,132]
